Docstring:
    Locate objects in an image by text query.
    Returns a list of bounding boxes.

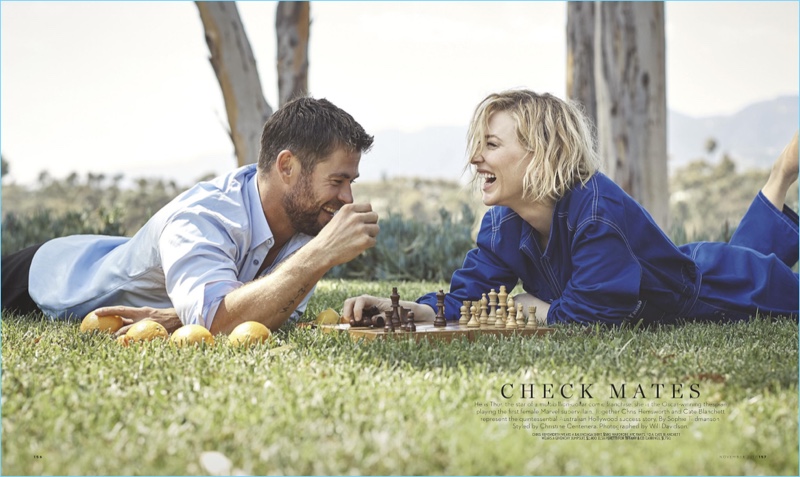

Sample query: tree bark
[276,1,311,107]
[196,1,273,166]
[566,1,668,229]
[566,2,597,126]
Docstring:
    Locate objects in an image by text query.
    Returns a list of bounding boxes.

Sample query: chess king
[2,97,378,335]
[342,89,799,327]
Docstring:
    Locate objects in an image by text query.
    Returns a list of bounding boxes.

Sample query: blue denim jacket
[419,173,798,325]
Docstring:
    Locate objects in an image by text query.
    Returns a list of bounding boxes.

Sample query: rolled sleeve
[159,213,244,329]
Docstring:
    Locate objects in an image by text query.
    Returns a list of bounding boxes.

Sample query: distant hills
[119,95,799,186]
[358,94,799,183]
[668,94,798,170]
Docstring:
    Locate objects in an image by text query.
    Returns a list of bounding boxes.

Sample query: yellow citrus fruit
[169,324,215,347]
[126,320,168,342]
[116,334,132,347]
[228,321,272,347]
[315,308,341,325]
[80,311,124,334]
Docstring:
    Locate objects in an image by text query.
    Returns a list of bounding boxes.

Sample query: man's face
[282,148,361,236]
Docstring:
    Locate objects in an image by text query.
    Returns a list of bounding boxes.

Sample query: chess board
[319,322,555,343]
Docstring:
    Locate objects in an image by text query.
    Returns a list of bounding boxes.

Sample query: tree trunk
[276,1,310,107]
[566,1,668,229]
[196,1,273,167]
[566,2,597,125]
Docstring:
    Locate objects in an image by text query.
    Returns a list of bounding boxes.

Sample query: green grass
[2,279,798,475]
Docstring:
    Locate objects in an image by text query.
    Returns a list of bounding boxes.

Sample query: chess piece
[459,301,469,326]
[506,297,518,330]
[497,286,508,328]
[516,304,525,327]
[487,289,497,326]
[479,294,489,327]
[494,299,506,329]
[527,306,538,330]
[390,287,402,328]
[407,311,416,332]
[467,303,480,328]
[434,289,447,327]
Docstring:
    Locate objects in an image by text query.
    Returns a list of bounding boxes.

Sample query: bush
[2,208,125,256]
[326,204,476,282]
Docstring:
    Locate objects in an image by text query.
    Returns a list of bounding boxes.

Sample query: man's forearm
[209,244,331,334]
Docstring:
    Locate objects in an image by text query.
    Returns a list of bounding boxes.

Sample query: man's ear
[275,150,301,185]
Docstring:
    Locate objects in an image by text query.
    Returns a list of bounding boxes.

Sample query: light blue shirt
[29,164,314,328]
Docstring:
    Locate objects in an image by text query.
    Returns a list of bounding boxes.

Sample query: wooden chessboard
[319,322,555,343]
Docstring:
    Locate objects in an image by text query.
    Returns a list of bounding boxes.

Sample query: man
[2,97,379,335]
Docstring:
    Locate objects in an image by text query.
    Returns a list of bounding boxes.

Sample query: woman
[343,90,799,326]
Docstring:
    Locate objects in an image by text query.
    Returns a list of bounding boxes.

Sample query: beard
[282,173,338,236]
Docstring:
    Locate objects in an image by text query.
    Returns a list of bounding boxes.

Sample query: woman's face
[471,110,529,207]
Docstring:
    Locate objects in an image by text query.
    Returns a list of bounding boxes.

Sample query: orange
[80,311,124,334]
[228,321,272,347]
[126,320,169,342]
[315,308,341,325]
[170,324,215,347]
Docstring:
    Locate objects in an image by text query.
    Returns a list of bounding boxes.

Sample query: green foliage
[2,279,797,475]
[326,204,476,282]
[2,208,125,256]
[668,155,798,244]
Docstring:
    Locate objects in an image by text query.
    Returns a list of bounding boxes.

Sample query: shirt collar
[246,170,274,250]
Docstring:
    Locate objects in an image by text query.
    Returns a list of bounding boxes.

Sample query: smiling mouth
[321,205,339,216]
[479,172,497,185]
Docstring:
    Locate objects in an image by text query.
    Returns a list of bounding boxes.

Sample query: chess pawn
[467,304,480,328]
[527,306,539,329]
[487,289,497,326]
[516,304,525,327]
[494,300,506,329]
[479,294,489,327]
[459,302,469,326]
[506,298,518,329]
[407,311,416,332]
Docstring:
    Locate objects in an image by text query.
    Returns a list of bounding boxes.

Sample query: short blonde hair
[467,90,600,203]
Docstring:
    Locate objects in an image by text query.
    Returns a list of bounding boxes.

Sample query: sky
[1,1,798,186]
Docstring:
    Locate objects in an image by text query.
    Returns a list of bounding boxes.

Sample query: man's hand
[342,294,436,323]
[342,295,392,322]
[312,203,379,268]
[93,306,183,337]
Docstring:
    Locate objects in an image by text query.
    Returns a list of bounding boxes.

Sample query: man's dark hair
[257,97,374,175]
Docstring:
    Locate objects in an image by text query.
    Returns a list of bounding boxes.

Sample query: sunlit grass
[2,279,798,475]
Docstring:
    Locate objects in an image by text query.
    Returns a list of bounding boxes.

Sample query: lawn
[2,279,798,476]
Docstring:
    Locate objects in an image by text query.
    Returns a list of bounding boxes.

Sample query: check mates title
[500,383,701,400]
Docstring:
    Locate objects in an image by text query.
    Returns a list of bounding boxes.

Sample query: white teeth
[322,206,338,215]
[479,172,496,180]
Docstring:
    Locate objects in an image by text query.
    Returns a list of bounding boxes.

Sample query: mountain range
[122,95,799,186]
[359,95,799,184]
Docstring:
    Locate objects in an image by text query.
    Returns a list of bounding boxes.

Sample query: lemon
[315,308,341,325]
[116,334,132,347]
[126,320,169,342]
[228,321,271,347]
[170,324,215,347]
[80,311,124,334]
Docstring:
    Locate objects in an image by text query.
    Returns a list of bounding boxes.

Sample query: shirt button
[267,239,274,246]
[253,259,259,265]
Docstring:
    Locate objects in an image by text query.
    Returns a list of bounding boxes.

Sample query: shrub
[1,208,125,256]
[326,204,476,282]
